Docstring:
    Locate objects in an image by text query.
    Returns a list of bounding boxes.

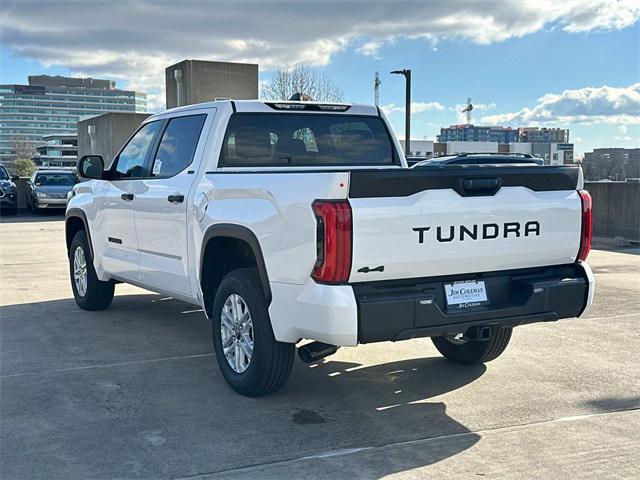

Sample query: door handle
[167,194,185,203]
[120,193,134,201]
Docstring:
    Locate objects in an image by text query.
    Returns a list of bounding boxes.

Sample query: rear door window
[150,114,206,178]
[220,114,396,167]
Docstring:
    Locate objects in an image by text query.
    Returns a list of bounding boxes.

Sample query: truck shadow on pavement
[583,396,640,413]
[1,293,485,479]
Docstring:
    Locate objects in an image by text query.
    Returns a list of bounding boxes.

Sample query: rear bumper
[354,263,593,344]
[35,198,68,208]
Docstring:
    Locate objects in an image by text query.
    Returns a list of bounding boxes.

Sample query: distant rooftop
[443,124,566,131]
[446,124,516,130]
[28,75,116,90]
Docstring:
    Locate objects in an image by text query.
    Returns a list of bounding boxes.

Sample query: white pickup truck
[67,100,594,396]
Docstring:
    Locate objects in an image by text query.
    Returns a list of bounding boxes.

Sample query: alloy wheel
[73,246,88,297]
[220,294,254,373]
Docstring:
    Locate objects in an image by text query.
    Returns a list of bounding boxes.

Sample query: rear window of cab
[219,113,398,167]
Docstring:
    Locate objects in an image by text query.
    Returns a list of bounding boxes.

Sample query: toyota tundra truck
[66,100,594,396]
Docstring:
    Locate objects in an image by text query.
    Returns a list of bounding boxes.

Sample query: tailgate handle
[461,177,501,196]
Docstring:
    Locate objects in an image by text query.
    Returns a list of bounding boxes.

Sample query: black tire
[69,230,114,311]
[211,268,295,397]
[431,326,512,365]
[31,202,39,214]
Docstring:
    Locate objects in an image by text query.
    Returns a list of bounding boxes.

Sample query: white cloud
[413,102,446,113]
[560,0,640,32]
[356,41,384,59]
[1,0,638,111]
[381,101,445,115]
[481,84,640,126]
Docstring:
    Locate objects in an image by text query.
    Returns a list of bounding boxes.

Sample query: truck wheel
[431,326,512,364]
[211,268,294,397]
[69,230,114,311]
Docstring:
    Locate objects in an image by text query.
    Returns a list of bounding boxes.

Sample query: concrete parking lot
[1,214,639,479]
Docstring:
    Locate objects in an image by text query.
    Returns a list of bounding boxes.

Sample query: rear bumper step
[353,264,590,344]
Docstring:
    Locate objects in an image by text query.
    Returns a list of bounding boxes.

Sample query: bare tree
[11,135,37,161]
[262,66,344,102]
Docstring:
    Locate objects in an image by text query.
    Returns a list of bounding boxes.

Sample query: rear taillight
[577,190,592,262]
[311,200,352,283]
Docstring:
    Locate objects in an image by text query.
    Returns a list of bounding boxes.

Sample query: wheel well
[65,216,85,255]
[201,236,266,314]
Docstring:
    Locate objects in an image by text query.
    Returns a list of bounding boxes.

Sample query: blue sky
[321,24,640,155]
[1,0,638,156]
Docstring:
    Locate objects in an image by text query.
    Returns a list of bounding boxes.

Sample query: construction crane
[461,97,473,124]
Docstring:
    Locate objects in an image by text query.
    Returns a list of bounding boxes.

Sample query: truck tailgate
[348,166,582,283]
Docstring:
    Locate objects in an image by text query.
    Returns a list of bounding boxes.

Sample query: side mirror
[11,175,19,181]
[78,155,105,180]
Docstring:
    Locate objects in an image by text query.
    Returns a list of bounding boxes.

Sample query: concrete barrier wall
[78,113,151,168]
[585,181,640,242]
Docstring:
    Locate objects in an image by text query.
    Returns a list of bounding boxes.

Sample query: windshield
[220,113,397,167]
[35,173,76,186]
[0,167,8,180]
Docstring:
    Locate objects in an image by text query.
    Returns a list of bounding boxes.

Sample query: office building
[435,122,573,164]
[431,141,574,165]
[400,139,434,158]
[437,125,519,143]
[446,141,499,154]
[0,75,147,165]
[34,134,78,168]
[166,60,258,109]
[518,127,569,143]
[583,147,640,180]
[438,125,569,145]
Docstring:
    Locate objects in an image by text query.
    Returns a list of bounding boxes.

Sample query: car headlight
[36,192,48,198]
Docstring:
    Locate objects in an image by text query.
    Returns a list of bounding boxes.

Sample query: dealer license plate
[444,280,488,309]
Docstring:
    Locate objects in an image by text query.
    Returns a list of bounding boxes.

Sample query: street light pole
[391,69,411,155]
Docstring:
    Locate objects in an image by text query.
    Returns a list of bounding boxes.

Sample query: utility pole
[391,69,411,154]
[374,72,381,107]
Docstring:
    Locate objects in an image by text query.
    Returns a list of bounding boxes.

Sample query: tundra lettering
[413,221,542,244]
[66,99,593,397]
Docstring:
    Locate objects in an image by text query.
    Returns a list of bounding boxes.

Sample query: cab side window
[150,114,206,178]
[112,121,161,179]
